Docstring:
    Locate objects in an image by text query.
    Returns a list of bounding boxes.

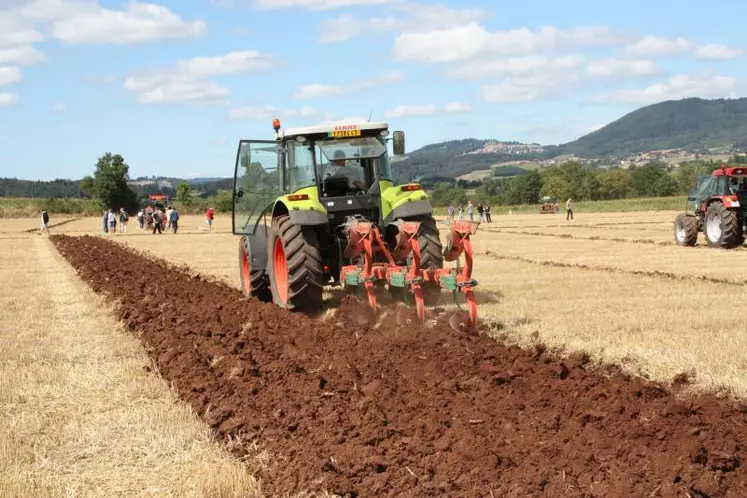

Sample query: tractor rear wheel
[704,202,743,249]
[267,215,324,312]
[402,214,444,305]
[673,213,698,246]
[238,236,271,302]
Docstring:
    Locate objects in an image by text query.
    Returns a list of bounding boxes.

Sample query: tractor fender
[244,229,269,271]
[288,209,328,225]
[273,199,328,226]
[382,199,433,226]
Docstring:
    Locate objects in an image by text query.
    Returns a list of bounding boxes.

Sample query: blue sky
[1,0,745,180]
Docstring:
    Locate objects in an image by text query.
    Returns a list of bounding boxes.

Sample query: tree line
[428,157,747,207]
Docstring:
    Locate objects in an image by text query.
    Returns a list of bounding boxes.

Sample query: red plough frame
[339,218,479,329]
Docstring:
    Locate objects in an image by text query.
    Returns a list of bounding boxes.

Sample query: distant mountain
[391,97,747,182]
[552,97,747,157]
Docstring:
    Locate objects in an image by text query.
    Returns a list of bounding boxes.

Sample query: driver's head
[332,149,346,166]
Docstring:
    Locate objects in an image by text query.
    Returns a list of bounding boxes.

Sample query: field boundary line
[480,227,671,246]
[481,249,747,287]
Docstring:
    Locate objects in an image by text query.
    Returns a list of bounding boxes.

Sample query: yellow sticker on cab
[329,124,361,137]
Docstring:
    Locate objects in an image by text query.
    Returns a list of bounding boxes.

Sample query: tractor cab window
[316,136,388,196]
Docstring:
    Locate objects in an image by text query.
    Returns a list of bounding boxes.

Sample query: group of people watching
[448,201,492,223]
[102,208,129,233]
[136,205,180,234]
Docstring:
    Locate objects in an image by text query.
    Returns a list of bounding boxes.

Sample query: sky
[1,0,745,180]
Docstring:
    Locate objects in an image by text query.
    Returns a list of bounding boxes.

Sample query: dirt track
[52,234,747,497]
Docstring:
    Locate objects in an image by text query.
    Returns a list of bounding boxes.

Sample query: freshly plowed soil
[52,234,747,497]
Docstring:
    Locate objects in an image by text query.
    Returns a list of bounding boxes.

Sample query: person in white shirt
[165,206,173,231]
[107,209,116,234]
[322,150,366,191]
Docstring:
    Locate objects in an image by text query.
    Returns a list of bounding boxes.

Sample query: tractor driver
[323,149,367,191]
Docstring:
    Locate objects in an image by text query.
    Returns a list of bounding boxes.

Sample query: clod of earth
[52,234,747,497]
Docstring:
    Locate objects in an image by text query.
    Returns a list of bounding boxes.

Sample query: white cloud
[51,2,205,44]
[52,102,66,112]
[452,54,584,80]
[318,2,488,43]
[0,92,18,106]
[625,35,692,56]
[252,0,395,10]
[228,105,319,120]
[0,45,45,65]
[293,71,404,99]
[594,73,737,104]
[586,57,657,77]
[694,43,743,61]
[393,23,627,64]
[0,66,22,85]
[384,102,471,118]
[124,50,280,104]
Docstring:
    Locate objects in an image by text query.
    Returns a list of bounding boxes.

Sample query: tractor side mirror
[392,131,405,156]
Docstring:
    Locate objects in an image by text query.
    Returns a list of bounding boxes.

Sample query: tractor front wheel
[704,202,743,249]
[267,215,324,312]
[238,236,272,302]
[673,213,698,247]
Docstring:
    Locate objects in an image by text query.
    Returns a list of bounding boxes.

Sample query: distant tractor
[674,165,747,248]
[539,196,559,214]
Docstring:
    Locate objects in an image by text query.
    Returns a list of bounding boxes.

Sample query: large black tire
[238,236,272,302]
[704,202,743,249]
[398,214,444,305]
[673,213,698,247]
[267,215,324,311]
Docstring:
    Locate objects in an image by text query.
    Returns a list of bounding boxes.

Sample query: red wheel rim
[241,247,251,294]
[273,238,289,303]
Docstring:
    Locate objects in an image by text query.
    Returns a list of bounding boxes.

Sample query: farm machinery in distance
[674,165,747,249]
[231,119,480,329]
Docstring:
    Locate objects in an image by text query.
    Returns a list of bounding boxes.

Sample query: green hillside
[553,97,747,157]
[393,97,747,182]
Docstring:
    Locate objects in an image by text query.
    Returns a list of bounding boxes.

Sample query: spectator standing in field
[485,204,492,223]
[103,209,108,233]
[477,203,484,223]
[119,208,129,233]
[152,208,163,234]
[165,205,173,231]
[205,207,215,232]
[457,204,463,220]
[467,201,474,222]
[447,204,454,220]
[39,210,50,235]
[107,209,116,234]
[137,209,144,229]
[169,207,179,233]
[566,197,574,221]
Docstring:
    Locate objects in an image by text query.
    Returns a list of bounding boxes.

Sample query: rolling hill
[552,97,747,158]
[393,97,747,182]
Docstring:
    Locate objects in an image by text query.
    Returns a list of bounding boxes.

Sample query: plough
[339,217,479,330]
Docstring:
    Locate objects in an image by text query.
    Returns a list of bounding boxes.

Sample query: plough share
[339,217,479,330]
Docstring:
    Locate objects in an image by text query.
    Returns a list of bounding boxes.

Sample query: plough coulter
[340,217,479,330]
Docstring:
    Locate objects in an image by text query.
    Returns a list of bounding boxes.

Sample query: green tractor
[232,119,448,315]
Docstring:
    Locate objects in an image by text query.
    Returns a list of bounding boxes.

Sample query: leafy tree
[90,153,140,213]
[597,169,632,199]
[175,182,193,205]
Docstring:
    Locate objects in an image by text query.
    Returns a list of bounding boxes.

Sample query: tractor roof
[712,166,747,178]
[280,121,389,139]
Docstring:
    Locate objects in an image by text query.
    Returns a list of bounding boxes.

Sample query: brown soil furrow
[22,217,80,232]
[51,234,747,498]
[480,228,670,246]
[482,250,747,287]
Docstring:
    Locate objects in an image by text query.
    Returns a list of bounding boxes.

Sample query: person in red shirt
[205,207,214,232]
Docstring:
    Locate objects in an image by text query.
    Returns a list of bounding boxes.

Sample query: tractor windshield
[316,136,392,181]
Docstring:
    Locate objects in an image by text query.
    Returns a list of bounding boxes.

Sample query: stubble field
[4,209,747,496]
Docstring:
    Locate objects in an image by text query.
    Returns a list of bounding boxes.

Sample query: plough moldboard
[339,217,479,330]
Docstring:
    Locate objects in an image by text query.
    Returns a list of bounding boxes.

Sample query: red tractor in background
[674,165,747,248]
